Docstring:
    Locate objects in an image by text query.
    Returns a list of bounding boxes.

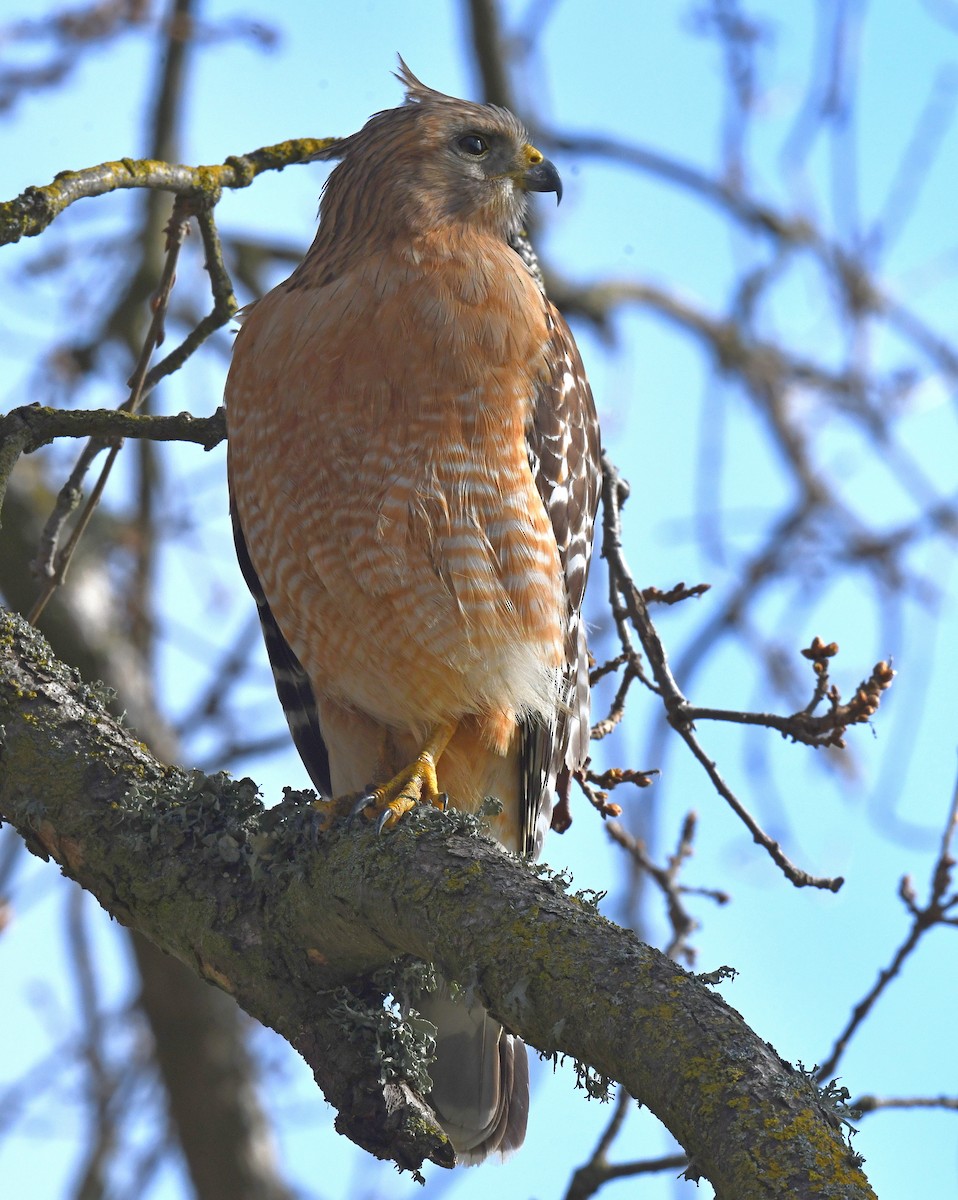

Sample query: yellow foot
[351,720,457,833]
[309,796,346,835]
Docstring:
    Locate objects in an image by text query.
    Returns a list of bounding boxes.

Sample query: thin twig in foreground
[599,453,846,891]
[817,777,958,1082]
[27,196,195,623]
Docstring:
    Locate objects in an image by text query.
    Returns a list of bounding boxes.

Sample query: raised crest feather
[394,55,454,105]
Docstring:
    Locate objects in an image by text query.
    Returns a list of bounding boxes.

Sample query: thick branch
[0,610,875,1197]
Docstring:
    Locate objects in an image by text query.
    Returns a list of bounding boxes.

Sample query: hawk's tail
[415,988,529,1165]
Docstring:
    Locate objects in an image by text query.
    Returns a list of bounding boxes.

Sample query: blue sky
[2,2,957,1198]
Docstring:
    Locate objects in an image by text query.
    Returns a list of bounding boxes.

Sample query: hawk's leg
[353,719,457,832]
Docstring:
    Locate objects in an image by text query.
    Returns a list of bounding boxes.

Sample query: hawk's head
[317,58,561,243]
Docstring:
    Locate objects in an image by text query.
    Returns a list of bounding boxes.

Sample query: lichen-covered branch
[0,139,341,246]
[0,609,875,1196]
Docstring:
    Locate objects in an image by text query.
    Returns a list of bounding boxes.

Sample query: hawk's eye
[458,134,488,156]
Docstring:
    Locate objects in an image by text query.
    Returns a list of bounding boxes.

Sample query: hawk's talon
[352,721,457,832]
[349,793,377,823]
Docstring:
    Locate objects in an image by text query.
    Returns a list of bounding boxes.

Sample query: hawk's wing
[231,501,332,796]
[521,304,602,858]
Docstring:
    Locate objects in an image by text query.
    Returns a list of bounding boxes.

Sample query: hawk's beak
[519,147,563,205]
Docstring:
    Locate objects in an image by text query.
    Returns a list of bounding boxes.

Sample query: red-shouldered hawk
[226,60,601,1164]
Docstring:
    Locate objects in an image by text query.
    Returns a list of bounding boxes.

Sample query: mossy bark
[0,140,339,246]
[0,609,876,1195]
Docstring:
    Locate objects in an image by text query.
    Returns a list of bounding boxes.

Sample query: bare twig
[608,814,727,963]
[574,768,625,822]
[600,453,848,891]
[27,195,196,622]
[0,406,224,467]
[642,581,711,605]
[682,643,895,750]
[563,1087,688,1200]
[816,777,958,1082]
[587,766,657,792]
[590,661,641,740]
[573,761,657,825]
[851,1094,958,1115]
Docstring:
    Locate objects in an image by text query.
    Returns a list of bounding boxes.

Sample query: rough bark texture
[0,609,876,1196]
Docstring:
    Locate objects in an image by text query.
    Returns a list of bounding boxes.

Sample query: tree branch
[0,406,226,528]
[0,140,340,246]
[599,455,852,891]
[816,776,958,1083]
[0,609,875,1196]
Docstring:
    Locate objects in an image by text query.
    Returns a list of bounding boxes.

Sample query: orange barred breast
[226,231,566,744]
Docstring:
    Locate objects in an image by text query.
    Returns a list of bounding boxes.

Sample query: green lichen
[327,981,438,1094]
[696,964,738,986]
[129,768,266,873]
[538,1050,614,1103]
[525,859,608,910]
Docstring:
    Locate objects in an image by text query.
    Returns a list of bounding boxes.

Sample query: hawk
[226,60,601,1164]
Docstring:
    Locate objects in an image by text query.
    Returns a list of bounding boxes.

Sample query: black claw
[437,792,449,812]
[349,793,376,823]
[376,809,394,836]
